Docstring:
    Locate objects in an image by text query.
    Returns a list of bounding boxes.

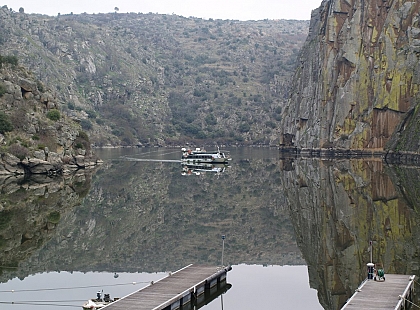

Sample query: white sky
[1,0,321,21]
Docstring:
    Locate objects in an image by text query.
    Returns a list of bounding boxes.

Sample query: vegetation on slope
[0,6,308,146]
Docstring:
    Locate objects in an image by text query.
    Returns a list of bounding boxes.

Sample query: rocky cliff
[281,0,420,153]
[0,62,100,175]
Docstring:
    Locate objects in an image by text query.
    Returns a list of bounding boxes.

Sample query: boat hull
[181,147,231,164]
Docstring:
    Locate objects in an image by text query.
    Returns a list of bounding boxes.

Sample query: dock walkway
[341,274,416,309]
[102,264,230,310]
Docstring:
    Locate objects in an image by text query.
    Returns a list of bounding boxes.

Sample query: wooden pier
[102,264,231,310]
[341,274,416,309]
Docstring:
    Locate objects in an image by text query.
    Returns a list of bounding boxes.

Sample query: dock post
[367,263,374,280]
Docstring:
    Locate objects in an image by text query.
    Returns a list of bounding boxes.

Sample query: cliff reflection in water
[280,157,420,310]
[1,148,305,286]
[31,150,303,274]
[0,171,93,283]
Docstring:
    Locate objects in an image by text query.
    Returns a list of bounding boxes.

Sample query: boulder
[75,155,85,167]
[33,150,46,160]
[21,158,56,174]
[47,152,62,165]
[3,153,20,167]
[18,78,37,92]
[23,91,34,100]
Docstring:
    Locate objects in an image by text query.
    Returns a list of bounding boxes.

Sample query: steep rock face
[281,0,420,151]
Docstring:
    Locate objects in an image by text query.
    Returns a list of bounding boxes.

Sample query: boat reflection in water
[181,163,229,175]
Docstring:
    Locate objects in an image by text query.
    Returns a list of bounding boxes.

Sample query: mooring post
[367,240,374,280]
[367,263,375,280]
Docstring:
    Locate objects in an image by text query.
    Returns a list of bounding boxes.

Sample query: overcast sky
[1,0,321,21]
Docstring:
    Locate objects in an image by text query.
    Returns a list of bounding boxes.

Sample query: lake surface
[0,147,419,309]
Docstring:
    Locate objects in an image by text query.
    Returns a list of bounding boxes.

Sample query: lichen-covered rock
[281,0,420,152]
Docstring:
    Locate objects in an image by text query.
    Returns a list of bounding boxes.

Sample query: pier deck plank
[102,265,223,310]
[342,274,413,309]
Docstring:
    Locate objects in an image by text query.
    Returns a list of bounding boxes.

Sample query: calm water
[0,265,320,309]
[1,147,418,309]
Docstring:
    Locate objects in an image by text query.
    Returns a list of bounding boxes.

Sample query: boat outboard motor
[104,294,111,302]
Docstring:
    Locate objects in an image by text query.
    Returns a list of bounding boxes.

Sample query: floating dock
[341,274,416,309]
[102,264,231,310]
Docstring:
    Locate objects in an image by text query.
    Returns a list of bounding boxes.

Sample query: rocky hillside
[0,59,100,175]
[0,6,308,146]
[281,0,420,153]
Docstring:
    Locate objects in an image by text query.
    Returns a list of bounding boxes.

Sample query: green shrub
[0,55,18,68]
[86,110,97,119]
[36,81,44,92]
[239,122,251,133]
[74,130,90,150]
[0,112,13,134]
[80,119,92,130]
[47,211,60,224]
[0,210,12,230]
[0,82,6,97]
[78,130,90,142]
[46,109,60,121]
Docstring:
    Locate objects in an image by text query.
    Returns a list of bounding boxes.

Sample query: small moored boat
[181,147,230,163]
[82,292,118,309]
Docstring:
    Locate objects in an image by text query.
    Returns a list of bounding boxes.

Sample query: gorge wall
[281,0,420,153]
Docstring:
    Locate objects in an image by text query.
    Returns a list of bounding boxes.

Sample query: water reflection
[22,148,302,275]
[181,163,229,176]
[280,157,420,309]
[0,171,94,283]
[1,148,419,309]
